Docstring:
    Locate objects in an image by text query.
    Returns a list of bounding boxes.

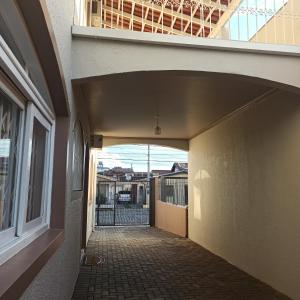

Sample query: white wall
[189,90,300,300]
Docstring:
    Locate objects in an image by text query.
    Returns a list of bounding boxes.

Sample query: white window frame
[0,31,56,265]
[0,77,25,248]
[17,103,54,235]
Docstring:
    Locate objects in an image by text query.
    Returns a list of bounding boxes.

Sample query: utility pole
[147,144,150,181]
[146,144,150,207]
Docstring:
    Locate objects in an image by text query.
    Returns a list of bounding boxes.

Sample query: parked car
[117,191,131,203]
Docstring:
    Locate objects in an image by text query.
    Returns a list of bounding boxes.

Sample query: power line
[98,157,187,163]
[100,162,175,166]
[97,152,187,156]
[98,149,187,153]
[97,153,187,159]
[101,146,187,152]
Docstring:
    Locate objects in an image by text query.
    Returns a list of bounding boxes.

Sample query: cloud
[95,145,188,172]
[96,149,127,169]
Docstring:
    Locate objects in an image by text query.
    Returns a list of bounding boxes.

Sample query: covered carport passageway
[72,35,300,300]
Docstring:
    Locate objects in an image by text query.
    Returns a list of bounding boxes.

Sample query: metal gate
[95,179,150,226]
[95,180,116,226]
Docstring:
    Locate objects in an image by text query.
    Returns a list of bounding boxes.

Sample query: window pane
[26,118,47,222]
[92,1,98,14]
[0,90,20,231]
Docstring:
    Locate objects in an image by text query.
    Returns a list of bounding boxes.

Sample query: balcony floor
[72,227,290,300]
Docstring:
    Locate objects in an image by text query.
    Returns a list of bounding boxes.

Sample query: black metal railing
[160,176,188,206]
[95,179,150,226]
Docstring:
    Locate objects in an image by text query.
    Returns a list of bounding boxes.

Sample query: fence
[95,179,150,226]
[74,0,300,45]
[160,176,188,206]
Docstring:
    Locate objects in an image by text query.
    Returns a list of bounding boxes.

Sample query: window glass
[165,184,174,202]
[92,1,98,14]
[26,118,47,222]
[0,90,20,231]
[222,0,288,41]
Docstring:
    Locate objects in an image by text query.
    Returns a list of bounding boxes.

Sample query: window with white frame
[0,89,21,246]
[19,103,53,233]
[0,76,54,264]
[0,7,56,265]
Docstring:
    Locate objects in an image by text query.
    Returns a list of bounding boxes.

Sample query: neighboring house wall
[20,0,85,299]
[188,90,300,300]
[252,0,300,45]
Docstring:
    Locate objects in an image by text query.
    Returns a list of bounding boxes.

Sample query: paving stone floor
[72,227,291,300]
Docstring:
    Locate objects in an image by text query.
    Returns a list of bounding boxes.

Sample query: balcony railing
[74,0,300,45]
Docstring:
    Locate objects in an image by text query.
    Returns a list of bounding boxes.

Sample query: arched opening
[93,144,188,228]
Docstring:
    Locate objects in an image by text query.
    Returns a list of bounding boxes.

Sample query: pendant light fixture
[154,114,162,135]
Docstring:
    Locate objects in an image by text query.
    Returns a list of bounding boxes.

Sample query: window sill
[0,229,64,300]
[0,224,49,265]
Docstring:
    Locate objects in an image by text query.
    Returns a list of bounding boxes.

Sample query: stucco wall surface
[86,151,98,244]
[71,28,300,93]
[155,200,188,237]
[20,0,83,299]
[189,90,300,300]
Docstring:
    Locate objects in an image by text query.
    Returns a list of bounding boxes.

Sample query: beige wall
[188,90,300,300]
[155,200,188,237]
[252,0,300,45]
[72,27,300,93]
[86,150,97,243]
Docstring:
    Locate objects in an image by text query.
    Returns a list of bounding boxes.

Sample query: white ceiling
[80,71,271,139]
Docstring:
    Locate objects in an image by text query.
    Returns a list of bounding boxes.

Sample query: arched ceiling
[77,71,274,140]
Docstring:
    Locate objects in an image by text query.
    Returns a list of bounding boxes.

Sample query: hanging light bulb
[154,115,162,135]
[155,125,161,135]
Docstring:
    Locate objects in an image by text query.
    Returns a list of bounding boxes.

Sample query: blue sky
[225,0,288,41]
[96,144,188,172]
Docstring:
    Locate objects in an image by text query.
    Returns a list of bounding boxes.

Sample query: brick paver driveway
[72,227,290,300]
